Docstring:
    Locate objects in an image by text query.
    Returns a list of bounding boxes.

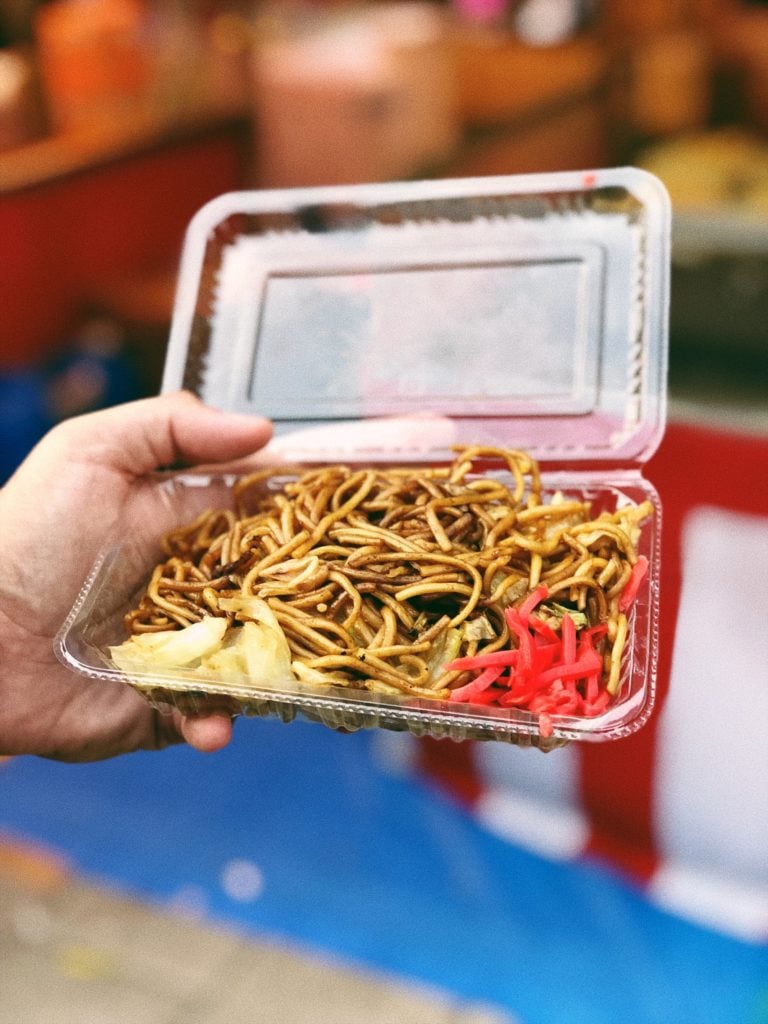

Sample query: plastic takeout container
[56,168,670,748]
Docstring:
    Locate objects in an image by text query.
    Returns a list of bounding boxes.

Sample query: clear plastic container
[56,168,670,747]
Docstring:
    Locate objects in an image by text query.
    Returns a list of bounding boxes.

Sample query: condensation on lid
[162,168,670,466]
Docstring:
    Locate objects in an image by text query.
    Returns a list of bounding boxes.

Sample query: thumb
[54,391,273,477]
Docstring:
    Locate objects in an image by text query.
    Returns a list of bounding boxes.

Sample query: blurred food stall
[0,5,767,1022]
[0,0,257,475]
[3,0,768,391]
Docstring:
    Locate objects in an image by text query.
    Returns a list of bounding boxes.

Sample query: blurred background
[0,3,767,1023]
[3,0,768,443]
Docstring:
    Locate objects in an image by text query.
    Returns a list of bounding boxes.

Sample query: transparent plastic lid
[162,168,670,466]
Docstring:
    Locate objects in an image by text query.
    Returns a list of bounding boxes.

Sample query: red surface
[417,421,768,883]
[579,421,768,879]
[416,735,485,809]
[0,127,248,367]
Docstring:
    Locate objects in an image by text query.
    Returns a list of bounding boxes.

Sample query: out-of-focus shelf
[0,102,250,195]
[0,104,253,365]
[673,207,768,259]
[668,206,768,363]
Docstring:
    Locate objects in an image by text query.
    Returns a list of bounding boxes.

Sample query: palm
[0,393,271,761]
[0,463,184,760]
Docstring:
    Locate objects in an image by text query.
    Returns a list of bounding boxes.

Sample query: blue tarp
[1,719,766,1024]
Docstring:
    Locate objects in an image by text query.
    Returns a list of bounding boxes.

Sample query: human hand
[0,391,272,761]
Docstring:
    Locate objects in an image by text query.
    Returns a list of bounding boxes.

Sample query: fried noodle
[120,447,652,705]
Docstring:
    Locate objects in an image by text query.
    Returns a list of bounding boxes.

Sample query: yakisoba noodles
[111,447,652,720]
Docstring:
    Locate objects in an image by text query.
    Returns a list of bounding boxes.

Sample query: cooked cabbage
[109,601,297,690]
